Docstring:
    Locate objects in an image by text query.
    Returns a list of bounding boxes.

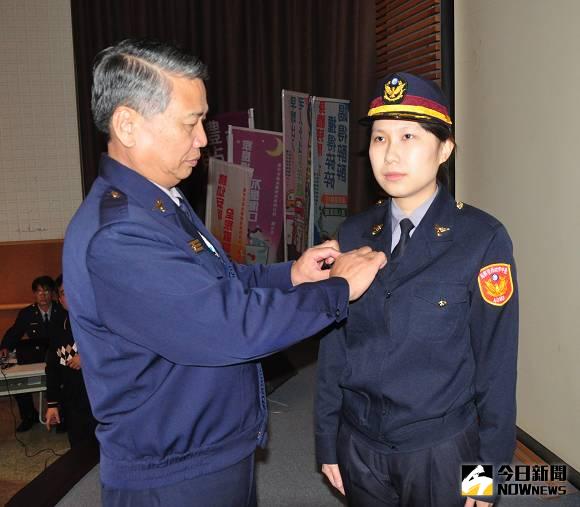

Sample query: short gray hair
[91,39,209,135]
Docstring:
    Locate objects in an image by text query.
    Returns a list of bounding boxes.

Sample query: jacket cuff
[266,261,294,290]
[314,277,349,322]
[315,433,338,465]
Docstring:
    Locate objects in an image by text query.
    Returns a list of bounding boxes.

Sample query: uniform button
[382,409,387,415]
[385,291,392,299]
[335,309,341,317]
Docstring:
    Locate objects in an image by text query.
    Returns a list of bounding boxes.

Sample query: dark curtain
[70,0,378,215]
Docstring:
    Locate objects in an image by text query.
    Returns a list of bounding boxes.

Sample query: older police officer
[63,39,385,506]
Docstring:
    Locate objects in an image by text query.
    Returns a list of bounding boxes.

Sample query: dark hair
[55,274,63,289]
[418,121,455,189]
[91,39,209,135]
[31,276,55,292]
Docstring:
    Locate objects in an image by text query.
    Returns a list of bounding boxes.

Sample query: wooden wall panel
[0,240,63,338]
[376,0,441,83]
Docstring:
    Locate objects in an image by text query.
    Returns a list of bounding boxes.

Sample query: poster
[205,158,253,262]
[282,90,311,260]
[228,127,284,264]
[310,97,350,245]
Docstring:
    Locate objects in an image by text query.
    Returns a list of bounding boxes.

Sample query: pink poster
[205,110,254,162]
[228,127,284,264]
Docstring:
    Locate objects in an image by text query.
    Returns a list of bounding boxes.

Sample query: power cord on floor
[1,364,68,468]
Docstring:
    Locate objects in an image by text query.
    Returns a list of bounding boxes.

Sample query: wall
[455,1,580,470]
[0,0,82,242]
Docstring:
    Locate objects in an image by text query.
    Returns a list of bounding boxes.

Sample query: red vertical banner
[205,158,253,262]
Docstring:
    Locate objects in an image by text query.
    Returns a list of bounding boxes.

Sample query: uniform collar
[98,154,179,218]
[390,185,440,233]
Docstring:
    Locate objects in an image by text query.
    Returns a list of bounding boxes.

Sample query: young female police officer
[315,72,518,507]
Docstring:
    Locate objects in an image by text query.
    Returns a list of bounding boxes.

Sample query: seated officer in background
[63,38,385,507]
[45,275,97,448]
[1,275,65,432]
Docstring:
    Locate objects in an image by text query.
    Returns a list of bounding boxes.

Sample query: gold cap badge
[383,76,407,103]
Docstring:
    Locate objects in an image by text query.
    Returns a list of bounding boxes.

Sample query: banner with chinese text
[205,158,253,262]
[310,97,350,245]
[228,127,284,264]
[282,90,311,260]
[205,110,255,162]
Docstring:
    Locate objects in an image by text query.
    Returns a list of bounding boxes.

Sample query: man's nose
[194,123,208,148]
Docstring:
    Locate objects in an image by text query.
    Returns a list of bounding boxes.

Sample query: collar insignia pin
[456,201,464,210]
[154,199,166,213]
[371,224,384,236]
[434,224,450,237]
[189,239,204,253]
[110,190,121,199]
[438,299,448,307]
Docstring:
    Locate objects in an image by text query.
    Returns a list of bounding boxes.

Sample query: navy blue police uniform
[3,301,65,428]
[45,310,97,448]
[316,73,518,506]
[63,155,349,506]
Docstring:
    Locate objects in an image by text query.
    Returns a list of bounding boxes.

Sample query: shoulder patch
[478,263,514,306]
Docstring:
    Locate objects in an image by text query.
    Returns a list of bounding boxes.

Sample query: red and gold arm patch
[478,263,514,306]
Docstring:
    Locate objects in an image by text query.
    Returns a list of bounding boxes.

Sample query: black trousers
[101,453,256,507]
[65,401,98,448]
[15,393,36,421]
[337,420,479,507]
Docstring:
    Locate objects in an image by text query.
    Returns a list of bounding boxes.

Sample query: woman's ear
[438,138,455,165]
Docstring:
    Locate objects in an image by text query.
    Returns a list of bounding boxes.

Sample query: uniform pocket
[341,387,371,425]
[408,282,468,342]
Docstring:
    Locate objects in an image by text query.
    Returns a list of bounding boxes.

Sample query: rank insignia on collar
[189,239,204,253]
[456,201,464,210]
[110,190,122,199]
[384,76,407,103]
[478,263,514,306]
[154,199,166,213]
[371,223,384,236]
[434,224,450,237]
[375,198,386,206]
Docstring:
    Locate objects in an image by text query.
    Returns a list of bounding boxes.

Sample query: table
[0,362,46,422]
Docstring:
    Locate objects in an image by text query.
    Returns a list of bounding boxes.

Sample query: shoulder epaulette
[99,188,128,226]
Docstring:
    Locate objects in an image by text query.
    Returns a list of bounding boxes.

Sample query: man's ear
[110,106,139,148]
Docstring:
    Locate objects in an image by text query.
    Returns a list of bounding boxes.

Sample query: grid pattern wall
[0,0,82,242]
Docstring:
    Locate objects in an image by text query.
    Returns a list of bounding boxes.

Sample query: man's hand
[465,499,493,507]
[67,355,81,370]
[45,407,60,430]
[291,240,342,285]
[329,246,387,301]
[322,464,345,495]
